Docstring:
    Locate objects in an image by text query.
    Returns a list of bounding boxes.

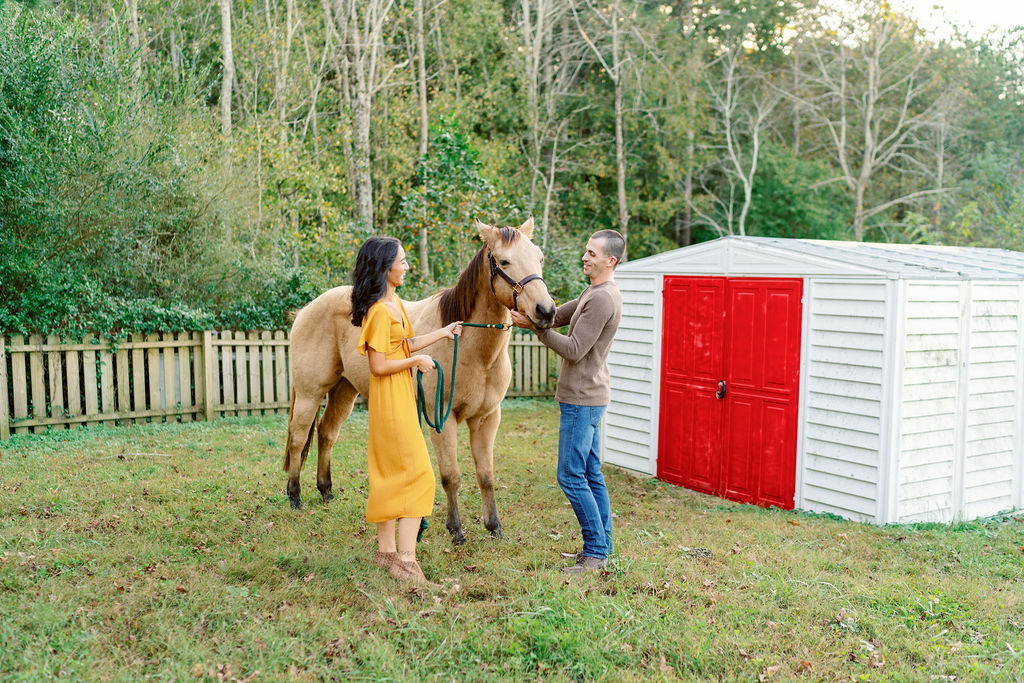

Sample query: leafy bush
[0,4,311,336]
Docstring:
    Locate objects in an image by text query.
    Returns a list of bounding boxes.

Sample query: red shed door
[657,276,802,509]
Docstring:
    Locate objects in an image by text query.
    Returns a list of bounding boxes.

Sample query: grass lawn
[1,398,1023,681]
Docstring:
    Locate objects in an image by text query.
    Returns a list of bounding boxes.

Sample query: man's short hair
[591,230,625,266]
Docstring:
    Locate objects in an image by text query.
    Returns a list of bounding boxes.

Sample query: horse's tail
[283,386,318,472]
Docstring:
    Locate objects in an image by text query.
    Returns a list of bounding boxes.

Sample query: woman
[351,236,461,584]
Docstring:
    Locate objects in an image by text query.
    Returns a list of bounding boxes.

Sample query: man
[511,229,624,574]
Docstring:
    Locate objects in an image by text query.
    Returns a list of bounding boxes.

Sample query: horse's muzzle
[532,302,556,329]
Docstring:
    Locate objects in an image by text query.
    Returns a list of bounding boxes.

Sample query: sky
[901,0,1024,40]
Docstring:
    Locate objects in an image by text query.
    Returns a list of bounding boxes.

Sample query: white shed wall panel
[604,273,660,474]
[898,282,961,522]
[963,282,1019,519]
[800,280,888,522]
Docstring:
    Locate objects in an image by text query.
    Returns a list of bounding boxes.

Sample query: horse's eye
[500,259,511,266]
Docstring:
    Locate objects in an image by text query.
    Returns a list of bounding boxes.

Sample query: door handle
[716,380,726,399]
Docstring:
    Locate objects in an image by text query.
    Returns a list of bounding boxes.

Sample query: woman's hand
[413,355,435,373]
[443,321,463,339]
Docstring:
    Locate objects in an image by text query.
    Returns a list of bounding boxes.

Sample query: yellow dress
[357,298,435,523]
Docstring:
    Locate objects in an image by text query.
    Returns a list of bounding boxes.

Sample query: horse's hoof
[451,531,467,545]
[321,492,334,504]
[489,528,505,540]
[290,497,303,510]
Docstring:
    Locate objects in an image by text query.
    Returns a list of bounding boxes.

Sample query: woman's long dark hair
[351,236,401,326]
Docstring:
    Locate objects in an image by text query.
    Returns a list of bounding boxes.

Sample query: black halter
[488,253,545,311]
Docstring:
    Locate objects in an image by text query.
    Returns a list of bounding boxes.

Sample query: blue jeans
[557,403,612,559]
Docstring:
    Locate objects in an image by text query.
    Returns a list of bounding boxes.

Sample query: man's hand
[510,310,534,329]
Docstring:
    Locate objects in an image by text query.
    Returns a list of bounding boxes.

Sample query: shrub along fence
[0,330,556,439]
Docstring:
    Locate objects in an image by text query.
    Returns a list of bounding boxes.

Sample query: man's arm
[551,299,578,328]
[536,291,615,363]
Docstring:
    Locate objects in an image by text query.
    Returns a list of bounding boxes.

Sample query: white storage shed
[604,236,1024,524]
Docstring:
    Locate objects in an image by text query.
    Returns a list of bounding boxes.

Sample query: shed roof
[618,236,1024,280]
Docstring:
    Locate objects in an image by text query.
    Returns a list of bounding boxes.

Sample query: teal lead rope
[415,322,510,434]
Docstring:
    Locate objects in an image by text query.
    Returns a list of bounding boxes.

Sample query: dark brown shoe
[562,556,607,574]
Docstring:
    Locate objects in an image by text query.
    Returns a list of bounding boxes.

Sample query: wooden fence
[0,329,556,439]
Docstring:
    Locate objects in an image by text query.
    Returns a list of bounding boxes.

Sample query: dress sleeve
[358,304,390,356]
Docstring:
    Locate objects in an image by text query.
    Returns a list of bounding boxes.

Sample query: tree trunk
[854,184,866,241]
[416,0,430,279]
[612,0,628,257]
[416,0,429,159]
[350,37,374,230]
[219,0,235,139]
[264,0,293,146]
[933,121,945,231]
[127,0,141,96]
[521,0,543,210]
[331,0,391,232]
[169,26,181,85]
[321,0,357,204]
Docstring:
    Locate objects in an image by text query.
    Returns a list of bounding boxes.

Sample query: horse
[283,217,556,543]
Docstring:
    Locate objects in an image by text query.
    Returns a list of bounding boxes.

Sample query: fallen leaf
[797,660,813,672]
[758,664,781,681]
[302,572,315,582]
[788,520,800,526]
[324,638,347,659]
[738,648,752,660]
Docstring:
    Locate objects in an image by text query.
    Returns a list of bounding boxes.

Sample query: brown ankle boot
[389,558,427,582]
[373,551,399,568]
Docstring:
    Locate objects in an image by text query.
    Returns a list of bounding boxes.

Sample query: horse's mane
[438,227,520,325]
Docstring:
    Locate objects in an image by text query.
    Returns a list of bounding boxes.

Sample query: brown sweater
[536,280,622,406]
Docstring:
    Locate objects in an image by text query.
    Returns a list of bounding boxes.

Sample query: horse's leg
[316,379,359,503]
[430,419,466,544]
[468,406,504,539]
[285,391,323,509]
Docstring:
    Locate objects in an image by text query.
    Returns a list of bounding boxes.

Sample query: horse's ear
[475,219,496,244]
[518,216,535,239]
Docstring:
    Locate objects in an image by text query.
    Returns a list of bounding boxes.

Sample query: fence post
[1,335,9,441]
[202,330,215,422]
